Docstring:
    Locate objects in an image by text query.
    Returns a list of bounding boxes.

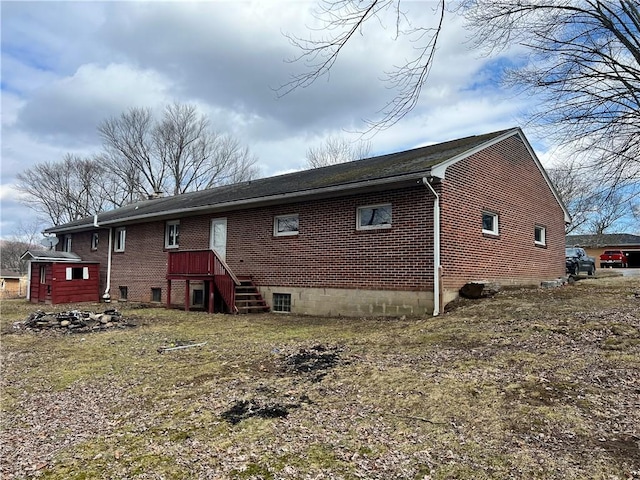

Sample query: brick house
[44,128,570,316]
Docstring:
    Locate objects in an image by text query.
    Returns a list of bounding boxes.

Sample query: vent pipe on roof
[93,214,99,228]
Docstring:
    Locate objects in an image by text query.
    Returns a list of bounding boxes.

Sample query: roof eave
[44,172,432,234]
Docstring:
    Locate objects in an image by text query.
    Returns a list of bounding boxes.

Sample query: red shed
[21,251,100,304]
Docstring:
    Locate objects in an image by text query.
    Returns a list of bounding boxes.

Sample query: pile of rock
[15,309,135,332]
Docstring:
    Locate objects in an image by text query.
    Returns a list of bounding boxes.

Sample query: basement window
[272,293,291,313]
[482,211,499,236]
[357,204,392,230]
[151,288,162,303]
[119,286,128,301]
[274,214,299,236]
[534,225,546,246]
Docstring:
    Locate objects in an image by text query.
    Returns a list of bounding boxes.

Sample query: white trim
[534,225,546,246]
[114,227,126,252]
[165,220,180,249]
[482,212,499,236]
[356,203,392,231]
[273,214,299,236]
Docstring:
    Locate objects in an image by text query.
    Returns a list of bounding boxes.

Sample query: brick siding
[440,135,566,292]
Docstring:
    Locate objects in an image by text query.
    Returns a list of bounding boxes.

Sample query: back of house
[42,128,569,316]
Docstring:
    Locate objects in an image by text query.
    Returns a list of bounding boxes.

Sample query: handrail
[167,249,239,313]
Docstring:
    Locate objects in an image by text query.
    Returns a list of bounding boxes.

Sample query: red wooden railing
[167,250,240,313]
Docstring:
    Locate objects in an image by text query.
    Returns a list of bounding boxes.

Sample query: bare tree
[283,1,640,187]
[0,220,46,275]
[281,0,446,131]
[99,102,259,198]
[306,136,372,168]
[549,158,639,234]
[16,154,109,225]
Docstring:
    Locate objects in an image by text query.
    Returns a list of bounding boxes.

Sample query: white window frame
[482,211,499,236]
[356,204,392,231]
[534,225,546,246]
[63,235,72,252]
[114,227,126,252]
[165,220,180,249]
[273,214,299,237]
[91,232,99,250]
[272,293,292,313]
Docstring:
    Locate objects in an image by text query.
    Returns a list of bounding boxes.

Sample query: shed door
[210,218,227,261]
[38,265,47,302]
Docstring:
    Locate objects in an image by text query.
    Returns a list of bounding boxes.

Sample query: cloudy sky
[2,0,554,239]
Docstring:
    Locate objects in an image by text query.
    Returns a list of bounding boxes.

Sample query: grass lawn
[1,275,639,479]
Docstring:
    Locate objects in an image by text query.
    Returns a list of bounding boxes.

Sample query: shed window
[165,221,180,248]
[114,228,126,252]
[66,267,89,280]
[274,214,299,236]
[272,293,291,313]
[357,204,392,230]
[482,212,499,236]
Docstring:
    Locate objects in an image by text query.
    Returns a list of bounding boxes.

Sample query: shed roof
[20,250,82,262]
[45,127,569,233]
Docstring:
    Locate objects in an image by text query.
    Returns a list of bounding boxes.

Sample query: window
[274,214,299,236]
[119,286,128,301]
[151,288,162,303]
[357,204,392,230]
[165,220,180,248]
[114,228,126,252]
[91,232,99,250]
[66,267,89,280]
[63,235,72,252]
[482,212,499,236]
[272,293,291,312]
[40,266,46,284]
[534,225,546,246]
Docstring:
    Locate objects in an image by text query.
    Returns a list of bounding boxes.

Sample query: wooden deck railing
[167,250,240,313]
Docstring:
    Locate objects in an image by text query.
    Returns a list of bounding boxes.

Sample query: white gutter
[103,227,113,302]
[93,214,99,228]
[422,177,441,316]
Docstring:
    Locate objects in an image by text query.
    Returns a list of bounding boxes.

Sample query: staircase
[235,276,270,314]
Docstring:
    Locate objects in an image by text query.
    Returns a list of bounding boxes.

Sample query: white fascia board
[46,174,429,233]
[431,127,572,224]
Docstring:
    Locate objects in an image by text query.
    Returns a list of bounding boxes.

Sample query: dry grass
[1,276,639,479]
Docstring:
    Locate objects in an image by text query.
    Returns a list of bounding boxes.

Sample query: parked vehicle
[566,247,596,276]
[599,250,628,268]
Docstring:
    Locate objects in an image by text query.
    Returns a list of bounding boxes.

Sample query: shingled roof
[46,128,524,233]
[566,234,640,247]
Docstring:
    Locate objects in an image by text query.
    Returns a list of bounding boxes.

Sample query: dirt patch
[221,396,311,425]
[282,344,343,381]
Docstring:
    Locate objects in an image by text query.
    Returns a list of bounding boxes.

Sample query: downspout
[103,227,113,303]
[422,177,441,316]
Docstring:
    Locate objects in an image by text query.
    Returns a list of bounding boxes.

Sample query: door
[38,265,47,302]
[210,218,227,261]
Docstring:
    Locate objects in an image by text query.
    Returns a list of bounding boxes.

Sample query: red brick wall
[72,188,434,305]
[440,135,566,291]
[68,229,110,296]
